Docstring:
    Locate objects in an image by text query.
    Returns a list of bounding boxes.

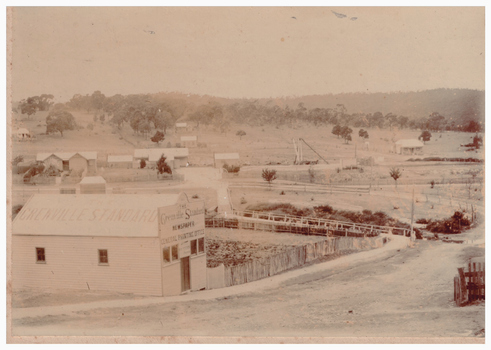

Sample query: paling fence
[220,236,386,287]
[102,172,184,183]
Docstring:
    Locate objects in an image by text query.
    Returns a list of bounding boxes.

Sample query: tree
[340,126,353,144]
[93,114,98,123]
[99,114,106,124]
[157,155,172,175]
[140,159,146,169]
[358,129,369,139]
[151,131,165,146]
[46,110,76,137]
[236,130,246,140]
[389,167,402,188]
[332,125,342,138]
[419,130,432,144]
[91,90,106,111]
[262,168,277,185]
[19,97,39,119]
[473,134,483,149]
[86,123,94,135]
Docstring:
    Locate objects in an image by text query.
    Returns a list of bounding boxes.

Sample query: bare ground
[11,226,485,339]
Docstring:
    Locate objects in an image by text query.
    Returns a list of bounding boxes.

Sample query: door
[181,257,191,292]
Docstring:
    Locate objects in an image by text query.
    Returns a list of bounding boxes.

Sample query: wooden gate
[454,259,485,306]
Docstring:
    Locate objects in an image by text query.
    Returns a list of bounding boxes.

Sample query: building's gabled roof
[80,176,106,184]
[148,149,175,162]
[135,148,188,161]
[107,155,133,163]
[180,136,197,141]
[13,194,185,237]
[16,128,30,135]
[395,139,424,148]
[214,153,240,160]
[36,152,97,162]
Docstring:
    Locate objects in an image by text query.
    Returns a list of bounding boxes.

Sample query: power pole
[410,187,415,241]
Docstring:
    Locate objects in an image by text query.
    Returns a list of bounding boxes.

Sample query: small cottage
[394,139,424,155]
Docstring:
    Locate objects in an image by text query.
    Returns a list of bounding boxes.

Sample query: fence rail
[206,214,407,237]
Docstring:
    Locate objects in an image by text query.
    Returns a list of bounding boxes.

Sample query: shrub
[426,211,471,234]
[140,159,146,169]
[240,197,247,204]
[12,155,24,166]
[280,190,285,195]
[223,163,240,173]
[192,194,200,199]
[261,168,277,185]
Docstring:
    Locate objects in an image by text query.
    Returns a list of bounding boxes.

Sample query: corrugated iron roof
[13,194,184,237]
[36,152,97,162]
[80,176,106,184]
[107,155,133,163]
[175,123,187,127]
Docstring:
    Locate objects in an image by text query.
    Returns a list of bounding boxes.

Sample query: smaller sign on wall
[180,240,191,258]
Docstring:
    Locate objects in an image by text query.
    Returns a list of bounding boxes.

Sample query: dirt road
[11,230,484,340]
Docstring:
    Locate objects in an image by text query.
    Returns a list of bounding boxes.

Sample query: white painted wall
[12,235,162,296]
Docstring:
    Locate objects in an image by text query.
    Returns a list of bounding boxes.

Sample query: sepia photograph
[6,5,485,344]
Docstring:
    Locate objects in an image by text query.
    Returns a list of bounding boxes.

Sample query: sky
[9,7,485,103]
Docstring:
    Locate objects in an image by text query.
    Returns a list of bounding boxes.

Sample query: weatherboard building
[12,193,206,296]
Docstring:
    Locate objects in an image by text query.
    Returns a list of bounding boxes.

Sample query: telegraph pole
[410,187,415,241]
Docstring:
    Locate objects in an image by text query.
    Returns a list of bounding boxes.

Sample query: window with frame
[98,249,108,264]
[163,247,171,263]
[198,237,205,253]
[190,239,197,255]
[36,247,45,263]
[171,244,179,261]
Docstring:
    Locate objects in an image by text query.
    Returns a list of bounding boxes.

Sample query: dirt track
[11,229,485,340]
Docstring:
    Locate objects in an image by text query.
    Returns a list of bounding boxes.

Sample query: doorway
[181,257,191,292]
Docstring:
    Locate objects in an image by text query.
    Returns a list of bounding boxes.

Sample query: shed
[12,193,206,296]
[180,136,198,148]
[36,152,97,174]
[395,139,424,155]
[214,153,240,168]
[15,128,31,140]
[80,176,106,194]
[175,122,188,132]
[107,155,133,169]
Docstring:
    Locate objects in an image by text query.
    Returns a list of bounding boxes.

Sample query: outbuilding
[79,176,106,194]
[15,128,31,140]
[134,148,189,169]
[214,153,240,169]
[180,136,198,148]
[37,152,98,174]
[12,193,206,296]
[175,122,188,132]
[394,139,424,155]
[107,155,133,169]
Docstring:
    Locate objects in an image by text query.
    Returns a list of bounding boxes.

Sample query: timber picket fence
[223,236,386,287]
[454,259,485,306]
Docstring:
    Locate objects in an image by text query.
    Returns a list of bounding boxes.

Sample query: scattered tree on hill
[157,155,172,175]
[19,97,39,119]
[93,114,98,123]
[46,110,76,137]
[472,134,483,149]
[340,126,353,144]
[99,114,106,124]
[86,123,94,135]
[140,159,146,169]
[12,155,24,166]
[419,130,432,144]
[261,168,277,186]
[358,129,369,139]
[332,125,342,138]
[236,130,246,140]
[151,131,165,146]
[389,167,402,188]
